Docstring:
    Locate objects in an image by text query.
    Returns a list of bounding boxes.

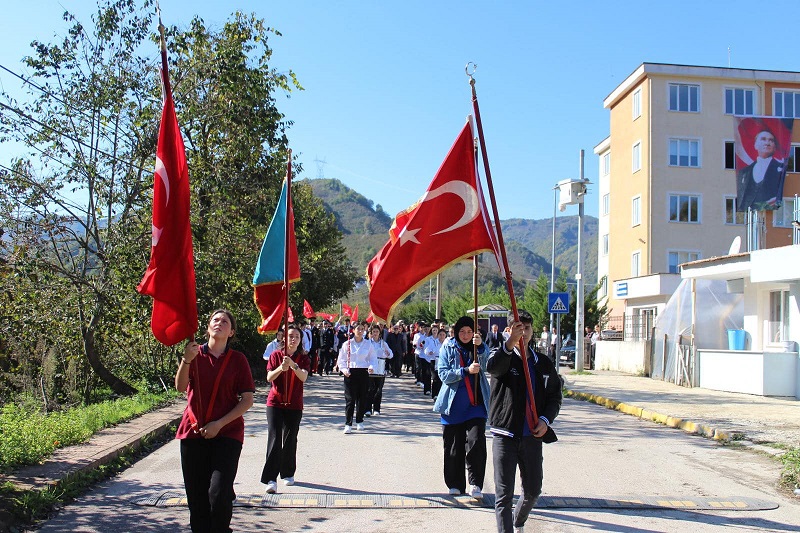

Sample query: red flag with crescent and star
[136,48,198,346]
[367,121,500,322]
[342,303,353,319]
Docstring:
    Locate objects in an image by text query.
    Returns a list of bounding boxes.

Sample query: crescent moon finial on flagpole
[465,62,477,81]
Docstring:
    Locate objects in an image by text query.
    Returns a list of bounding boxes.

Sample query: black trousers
[419,359,432,393]
[319,349,334,375]
[442,417,486,493]
[343,368,369,425]
[180,436,242,533]
[260,406,303,484]
[432,366,442,398]
[492,434,543,532]
[391,352,403,376]
[368,376,386,412]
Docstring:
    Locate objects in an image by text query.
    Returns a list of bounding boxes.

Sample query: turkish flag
[342,303,353,318]
[317,312,337,322]
[287,306,295,323]
[136,57,198,346]
[303,299,316,319]
[367,122,500,322]
[351,304,359,323]
[365,311,374,323]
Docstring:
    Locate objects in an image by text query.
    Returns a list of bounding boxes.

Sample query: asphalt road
[37,374,800,532]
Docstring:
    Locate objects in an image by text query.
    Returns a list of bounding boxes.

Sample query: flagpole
[284,150,292,330]
[467,63,538,422]
[472,256,479,402]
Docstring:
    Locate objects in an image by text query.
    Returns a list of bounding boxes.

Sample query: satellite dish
[728,236,742,255]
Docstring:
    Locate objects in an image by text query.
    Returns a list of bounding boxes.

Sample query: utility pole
[575,150,586,372]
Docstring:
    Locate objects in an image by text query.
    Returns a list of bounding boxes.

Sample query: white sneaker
[283,477,295,486]
[373,410,380,416]
[343,425,352,434]
[364,410,372,417]
[265,481,277,494]
[514,526,524,533]
[356,423,364,431]
[469,485,483,499]
[448,487,461,495]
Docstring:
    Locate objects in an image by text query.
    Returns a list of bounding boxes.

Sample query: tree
[0,1,356,402]
[0,0,159,398]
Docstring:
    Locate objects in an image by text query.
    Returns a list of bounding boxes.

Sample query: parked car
[558,339,576,368]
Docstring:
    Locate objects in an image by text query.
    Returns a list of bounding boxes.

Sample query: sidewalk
[5,370,800,494]
[562,370,800,448]
[3,401,185,491]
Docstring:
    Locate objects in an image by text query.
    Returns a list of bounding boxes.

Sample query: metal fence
[603,311,657,342]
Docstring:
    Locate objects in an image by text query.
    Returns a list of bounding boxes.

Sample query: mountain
[303,178,599,287]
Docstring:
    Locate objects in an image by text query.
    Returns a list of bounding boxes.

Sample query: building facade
[595,63,800,323]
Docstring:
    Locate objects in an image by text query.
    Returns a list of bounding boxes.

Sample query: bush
[780,447,800,490]
[0,392,177,470]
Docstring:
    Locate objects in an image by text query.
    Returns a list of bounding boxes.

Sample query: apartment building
[594,63,800,322]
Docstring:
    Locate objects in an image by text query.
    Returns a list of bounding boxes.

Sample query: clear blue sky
[4,1,800,221]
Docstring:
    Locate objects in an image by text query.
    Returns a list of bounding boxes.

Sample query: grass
[780,447,800,491]
[0,391,178,470]
[0,426,176,529]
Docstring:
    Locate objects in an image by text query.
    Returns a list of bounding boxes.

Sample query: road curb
[564,389,742,442]
[5,402,185,492]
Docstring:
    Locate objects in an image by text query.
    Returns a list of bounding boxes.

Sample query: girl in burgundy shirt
[260,323,310,494]
[176,309,255,533]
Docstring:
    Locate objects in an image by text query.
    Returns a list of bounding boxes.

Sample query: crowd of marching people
[177,309,562,533]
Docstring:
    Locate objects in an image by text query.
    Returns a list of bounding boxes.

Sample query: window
[669,138,700,167]
[669,194,700,223]
[725,197,746,225]
[602,193,610,216]
[602,152,611,176]
[668,83,699,112]
[787,145,800,172]
[602,234,609,256]
[667,251,700,274]
[598,277,607,298]
[774,90,800,118]
[632,196,641,226]
[632,88,641,119]
[724,141,735,170]
[724,88,754,116]
[631,252,641,277]
[773,197,796,227]
[768,290,790,343]
[632,142,641,172]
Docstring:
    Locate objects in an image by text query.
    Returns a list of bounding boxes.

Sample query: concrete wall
[595,340,648,374]
[697,349,798,396]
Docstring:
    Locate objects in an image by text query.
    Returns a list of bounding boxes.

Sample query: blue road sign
[548,292,570,314]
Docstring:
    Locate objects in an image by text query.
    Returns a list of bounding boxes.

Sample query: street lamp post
[549,185,558,352]
[556,150,590,372]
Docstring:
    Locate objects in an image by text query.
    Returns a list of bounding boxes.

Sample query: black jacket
[487,342,562,442]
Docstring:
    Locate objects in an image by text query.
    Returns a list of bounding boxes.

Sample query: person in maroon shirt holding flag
[175,309,255,533]
[260,323,310,494]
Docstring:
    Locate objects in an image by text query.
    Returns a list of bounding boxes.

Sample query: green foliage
[780,447,800,490]
[0,2,356,403]
[0,391,176,469]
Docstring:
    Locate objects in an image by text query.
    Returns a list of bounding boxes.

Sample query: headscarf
[453,316,475,351]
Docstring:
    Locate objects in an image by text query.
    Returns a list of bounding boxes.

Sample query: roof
[603,62,800,109]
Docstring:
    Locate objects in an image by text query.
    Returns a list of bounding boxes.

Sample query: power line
[0,61,161,153]
[0,99,149,174]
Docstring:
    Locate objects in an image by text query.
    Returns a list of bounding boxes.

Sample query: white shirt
[302,328,312,352]
[424,336,442,365]
[752,156,773,183]
[370,338,393,375]
[263,339,282,361]
[337,338,378,372]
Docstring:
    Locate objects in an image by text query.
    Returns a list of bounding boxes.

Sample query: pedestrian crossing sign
[548,292,570,314]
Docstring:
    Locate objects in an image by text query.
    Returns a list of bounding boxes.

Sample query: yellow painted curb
[564,388,740,442]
